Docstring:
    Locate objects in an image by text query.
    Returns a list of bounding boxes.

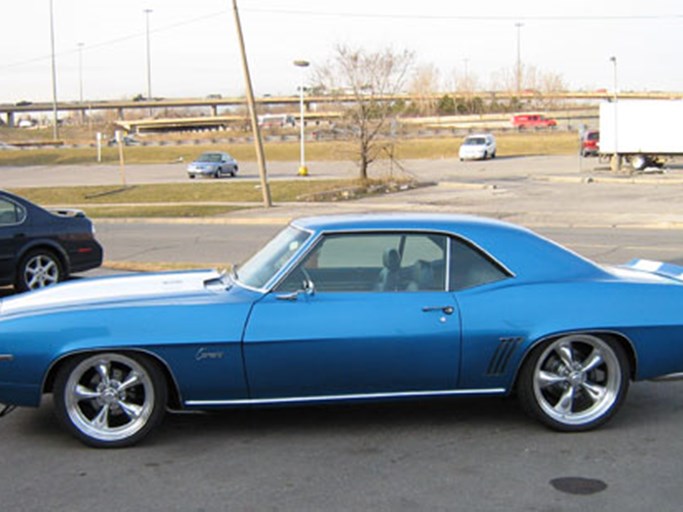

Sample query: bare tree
[408,63,441,116]
[316,45,414,180]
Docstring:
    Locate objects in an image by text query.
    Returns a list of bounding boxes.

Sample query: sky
[1,0,682,103]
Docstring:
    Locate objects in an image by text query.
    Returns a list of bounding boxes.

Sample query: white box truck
[599,100,683,170]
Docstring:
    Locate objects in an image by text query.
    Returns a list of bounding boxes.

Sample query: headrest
[383,248,401,271]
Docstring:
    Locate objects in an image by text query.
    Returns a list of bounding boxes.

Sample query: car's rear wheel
[53,352,167,448]
[630,155,649,171]
[518,334,629,431]
[16,249,63,292]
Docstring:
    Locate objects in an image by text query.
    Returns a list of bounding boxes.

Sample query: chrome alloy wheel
[531,334,624,427]
[23,253,60,289]
[62,354,157,444]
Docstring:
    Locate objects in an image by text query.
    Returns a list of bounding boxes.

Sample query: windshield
[197,153,225,163]
[464,137,487,145]
[237,225,312,290]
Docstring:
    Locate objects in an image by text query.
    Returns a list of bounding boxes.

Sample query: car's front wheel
[16,249,63,292]
[518,334,630,431]
[53,352,167,448]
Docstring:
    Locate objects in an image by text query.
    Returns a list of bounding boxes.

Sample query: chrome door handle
[422,305,454,315]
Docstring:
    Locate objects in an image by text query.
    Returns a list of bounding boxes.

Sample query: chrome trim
[234,224,315,293]
[238,223,515,294]
[445,235,452,291]
[266,228,321,293]
[651,373,683,382]
[0,354,14,362]
[269,228,458,294]
[185,388,506,407]
[0,194,27,227]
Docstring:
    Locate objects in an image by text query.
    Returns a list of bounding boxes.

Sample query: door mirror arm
[276,279,315,301]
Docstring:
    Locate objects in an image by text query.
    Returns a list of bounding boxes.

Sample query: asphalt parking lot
[2,155,683,511]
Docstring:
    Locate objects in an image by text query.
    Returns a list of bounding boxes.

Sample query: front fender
[0,291,257,407]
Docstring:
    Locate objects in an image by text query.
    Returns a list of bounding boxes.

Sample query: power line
[0,10,227,71]
[242,8,683,22]
[2,7,681,72]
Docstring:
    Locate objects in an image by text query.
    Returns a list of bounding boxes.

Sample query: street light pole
[78,42,85,125]
[294,60,310,177]
[144,8,153,117]
[610,56,620,171]
[49,0,59,140]
[515,22,524,94]
[78,43,84,103]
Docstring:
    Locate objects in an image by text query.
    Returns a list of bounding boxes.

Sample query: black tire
[53,352,167,448]
[491,151,496,159]
[189,174,196,179]
[517,334,630,432]
[16,249,63,292]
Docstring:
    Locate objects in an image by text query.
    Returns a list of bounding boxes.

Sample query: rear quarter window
[450,237,510,290]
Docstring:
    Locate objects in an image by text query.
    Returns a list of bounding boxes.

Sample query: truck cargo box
[599,100,683,155]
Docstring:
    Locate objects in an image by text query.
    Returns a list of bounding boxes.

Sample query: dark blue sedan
[1,213,683,447]
[0,191,103,292]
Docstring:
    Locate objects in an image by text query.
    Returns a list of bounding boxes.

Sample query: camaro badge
[195,348,224,361]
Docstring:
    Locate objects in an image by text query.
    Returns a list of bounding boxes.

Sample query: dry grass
[0,132,578,166]
[103,260,230,272]
[8,180,358,205]
[79,204,247,218]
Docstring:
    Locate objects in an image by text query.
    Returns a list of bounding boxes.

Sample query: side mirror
[302,278,316,296]
[275,278,315,301]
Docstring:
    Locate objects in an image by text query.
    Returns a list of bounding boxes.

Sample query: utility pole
[610,56,621,172]
[231,0,272,207]
[144,9,153,118]
[78,42,85,124]
[515,22,524,94]
[49,0,59,140]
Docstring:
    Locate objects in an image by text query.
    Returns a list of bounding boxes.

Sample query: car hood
[189,162,218,169]
[0,269,227,317]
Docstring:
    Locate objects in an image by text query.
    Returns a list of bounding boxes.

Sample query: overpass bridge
[3,91,683,130]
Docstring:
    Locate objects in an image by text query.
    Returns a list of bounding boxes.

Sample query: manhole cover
[550,477,608,495]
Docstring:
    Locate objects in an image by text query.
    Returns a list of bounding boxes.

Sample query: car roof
[292,213,605,283]
[198,151,230,156]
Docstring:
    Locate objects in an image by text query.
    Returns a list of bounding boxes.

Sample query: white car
[458,134,497,161]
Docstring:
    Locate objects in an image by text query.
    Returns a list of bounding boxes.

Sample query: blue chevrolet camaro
[1,214,683,447]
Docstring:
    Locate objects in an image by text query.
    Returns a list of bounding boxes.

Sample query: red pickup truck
[581,130,600,157]
[511,114,557,129]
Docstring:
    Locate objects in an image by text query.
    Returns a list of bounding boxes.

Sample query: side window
[450,237,509,290]
[0,198,24,226]
[277,232,447,293]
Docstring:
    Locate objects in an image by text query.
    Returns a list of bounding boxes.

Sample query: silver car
[187,152,239,179]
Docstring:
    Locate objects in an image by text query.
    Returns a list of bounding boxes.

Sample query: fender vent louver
[487,337,522,376]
